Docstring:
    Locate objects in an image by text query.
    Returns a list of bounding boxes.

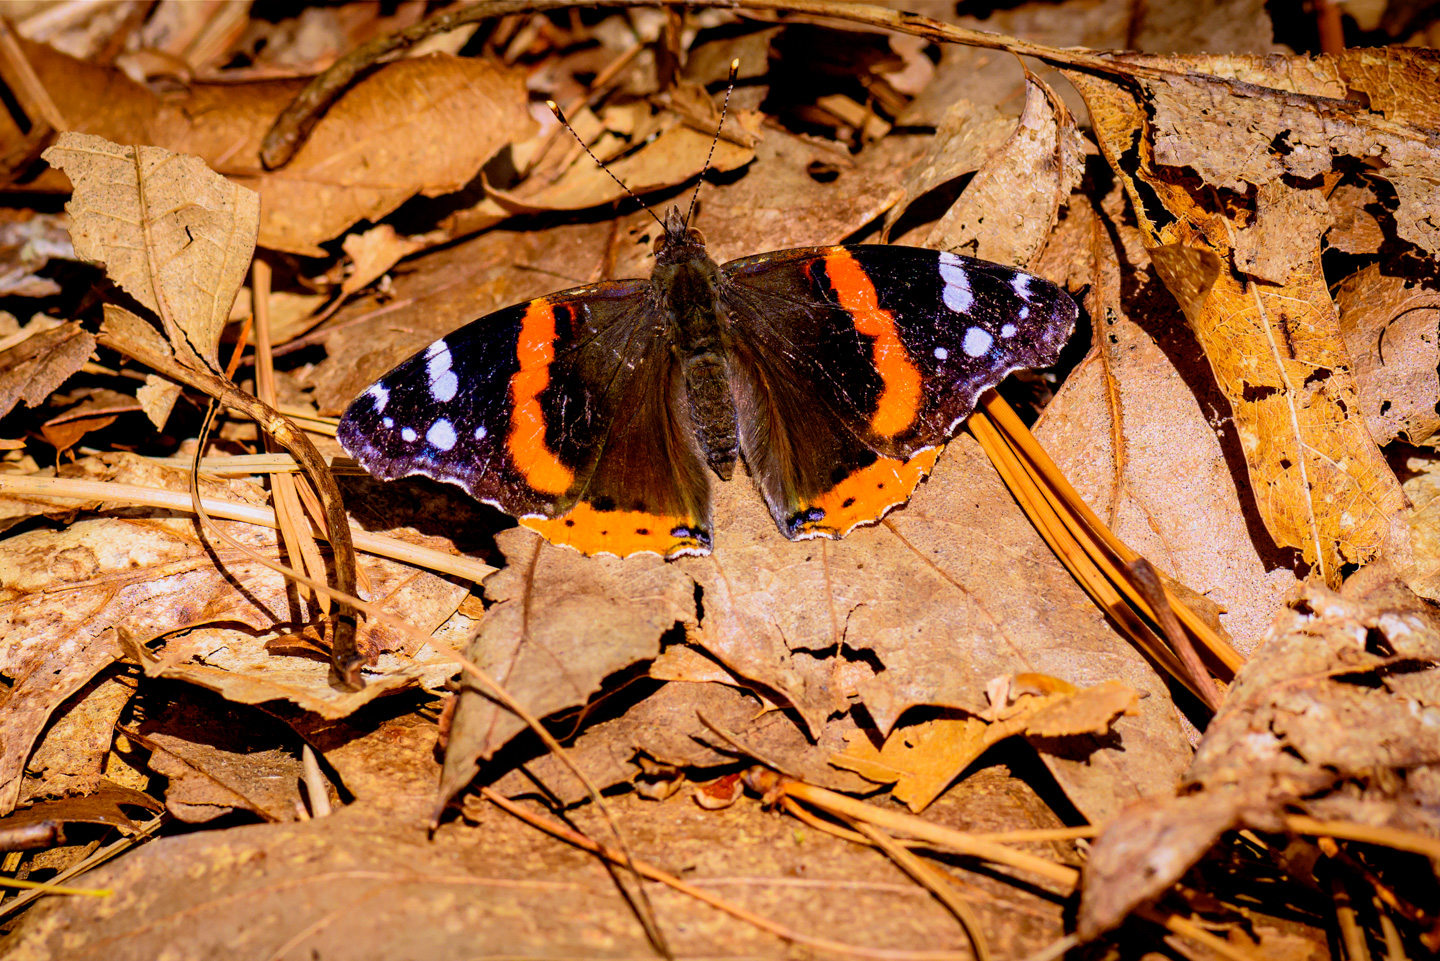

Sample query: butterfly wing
[338,282,713,558]
[719,245,1076,539]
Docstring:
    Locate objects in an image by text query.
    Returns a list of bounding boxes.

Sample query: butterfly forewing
[338,279,717,557]
[718,245,1076,539]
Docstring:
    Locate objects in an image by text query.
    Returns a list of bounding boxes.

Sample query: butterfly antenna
[546,99,664,230]
[684,58,740,229]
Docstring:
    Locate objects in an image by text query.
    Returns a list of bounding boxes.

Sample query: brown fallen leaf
[39,388,140,453]
[1335,264,1440,446]
[133,689,323,824]
[1067,54,1415,585]
[19,671,136,806]
[13,38,536,257]
[1078,564,1440,939]
[832,679,1139,812]
[0,453,465,814]
[1036,188,1299,647]
[0,781,161,836]
[488,679,876,806]
[438,528,697,811]
[44,131,257,367]
[0,320,95,421]
[0,790,1069,959]
[340,224,427,296]
[883,97,1016,241]
[925,69,1085,266]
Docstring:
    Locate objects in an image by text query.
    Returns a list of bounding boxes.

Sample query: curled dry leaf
[43,132,257,367]
[1067,55,1415,585]
[926,70,1085,266]
[1078,565,1440,939]
[0,320,95,421]
[831,679,1139,813]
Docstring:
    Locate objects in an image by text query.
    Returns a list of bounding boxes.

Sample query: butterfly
[337,202,1077,559]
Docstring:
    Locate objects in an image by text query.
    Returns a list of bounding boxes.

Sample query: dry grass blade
[745,768,1079,888]
[252,259,333,614]
[969,391,1244,703]
[0,474,493,583]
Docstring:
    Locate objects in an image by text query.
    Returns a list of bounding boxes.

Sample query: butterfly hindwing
[338,281,714,557]
[719,245,1076,539]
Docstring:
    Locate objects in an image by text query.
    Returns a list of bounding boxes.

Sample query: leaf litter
[0,1,1438,958]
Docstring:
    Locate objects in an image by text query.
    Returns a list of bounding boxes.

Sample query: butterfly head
[654,206,708,266]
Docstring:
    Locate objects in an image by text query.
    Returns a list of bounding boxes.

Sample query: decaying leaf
[1079,565,1440,938]
[43,132,257,366]
[1336,265,1440,445]
[1067,54,1419,584]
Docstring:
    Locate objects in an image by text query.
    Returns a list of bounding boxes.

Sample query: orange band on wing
[522,502,709,558]
[507,299,575,495]
[824,249,923,438]
[795,447,939,537]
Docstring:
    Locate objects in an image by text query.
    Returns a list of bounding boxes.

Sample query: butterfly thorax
[651,212,739,481]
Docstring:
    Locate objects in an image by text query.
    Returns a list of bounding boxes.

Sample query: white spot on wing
[1019,306,1030,320]
[401,427,418,443]
[382,416,394,428]
[938,252,973,313]
[366,384,389,411]
[1011,273,1032,300]
[425,339,448,359]
[962,327,993,357]
[431,370,458,402]
[427,418,457,451]
[474,425,488,441]
[1001,323,1017,338]
[933,347,949,360]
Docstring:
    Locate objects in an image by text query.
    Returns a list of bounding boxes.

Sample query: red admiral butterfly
[339,98,1077,559]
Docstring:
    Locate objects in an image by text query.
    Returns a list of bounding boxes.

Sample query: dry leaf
[1068,59,1412,584]
[0,321,95,420]
[438,528,697,810]
[340,224,426,296]
[1336,265,1440,445]
[1037,190,1298,647]
[44,132,257,366]
[136,691,319,823]
[0,454,463,813]
[240,54,535,255]
[926,70,1085,266]
[11,39,536,257]
[1079,565,1440,938]
[831,680,1139,812]
[135,373,181,431]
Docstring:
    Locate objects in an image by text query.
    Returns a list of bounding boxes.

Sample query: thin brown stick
[848,818,992,961]
[1128,557,1224,711]
[746,769,1078,888]
[0,474,494,583]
